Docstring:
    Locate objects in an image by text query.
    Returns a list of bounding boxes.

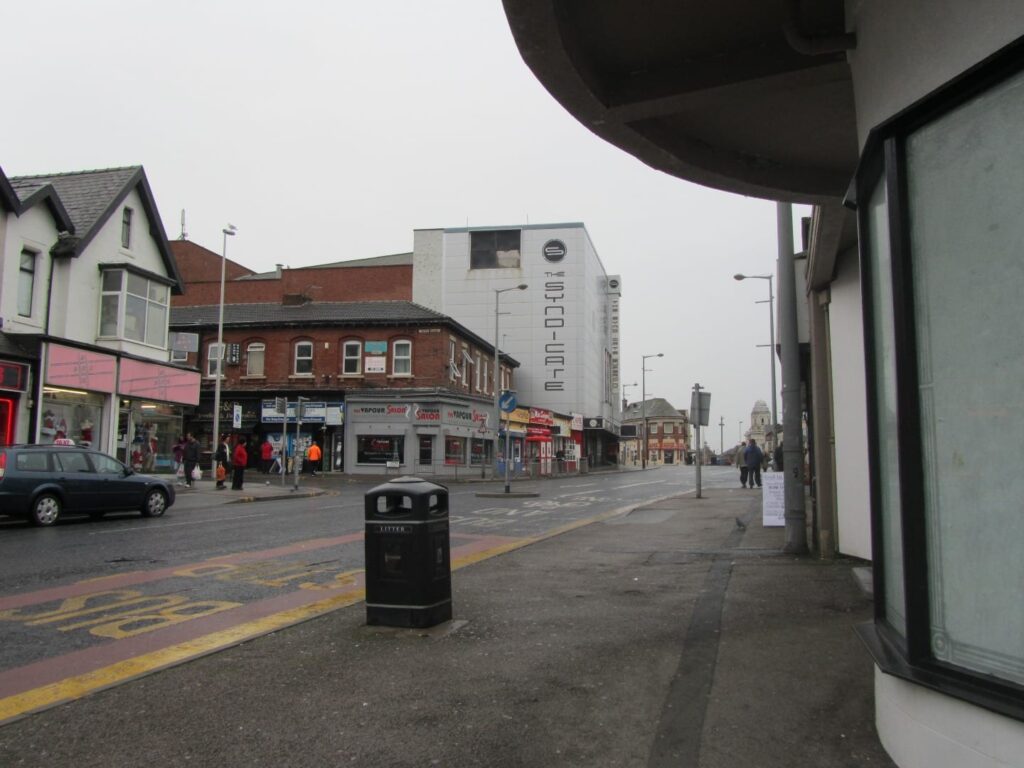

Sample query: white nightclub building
[412,223,622,466]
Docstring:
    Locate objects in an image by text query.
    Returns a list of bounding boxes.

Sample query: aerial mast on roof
[179,209,188,240]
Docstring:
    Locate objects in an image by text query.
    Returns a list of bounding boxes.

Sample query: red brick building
[168,240,523,476]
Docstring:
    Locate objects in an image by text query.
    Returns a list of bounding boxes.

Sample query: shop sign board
[119,358,201,405]
[262,400,340,424]
[47,344,116,393]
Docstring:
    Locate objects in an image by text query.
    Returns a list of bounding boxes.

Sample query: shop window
[207,343,224,378]
[246,343,265,377]
[857,48,1024,715]
[444,437,465,465]
[121,207,133,249]
[18,249,36,317]
[342,340,362,375]
[294,341,313,376]
[470,229,521,269]
[470,438,489,466]
[392,340,412,376]
[418,435,433,465]
[99,268,169,347]
[356,435,404,464]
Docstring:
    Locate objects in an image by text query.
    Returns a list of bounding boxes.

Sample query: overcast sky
[4,1,806,450]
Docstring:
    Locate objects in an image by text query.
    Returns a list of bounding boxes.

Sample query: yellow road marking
[0,505,637,724]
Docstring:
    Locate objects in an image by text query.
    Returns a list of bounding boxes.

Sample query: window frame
[97,268,169,347]
[246,342,266,377]
[851,37,1024,722]
[206,343,224,378]
[293,340,314,376]
[18,248,37,317]
[342,340,362,376]
[121,207,133,249]
[391,340,412,376]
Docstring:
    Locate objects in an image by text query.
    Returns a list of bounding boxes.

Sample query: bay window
[99,269,169,347]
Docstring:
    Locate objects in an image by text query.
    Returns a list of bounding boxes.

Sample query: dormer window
[121,207,133,249]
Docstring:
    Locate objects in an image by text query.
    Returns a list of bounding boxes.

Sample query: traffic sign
[499,391,517,413]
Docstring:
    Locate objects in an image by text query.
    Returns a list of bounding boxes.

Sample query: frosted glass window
[906,68,1024,685]
[865,175,906,637]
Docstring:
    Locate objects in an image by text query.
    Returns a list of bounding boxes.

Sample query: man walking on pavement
[183,433,200,488]
[736,441,748,487]
[307,440,322,475]
[745,438,764,488]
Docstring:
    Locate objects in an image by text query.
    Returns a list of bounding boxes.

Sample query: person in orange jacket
[306,440,322,475]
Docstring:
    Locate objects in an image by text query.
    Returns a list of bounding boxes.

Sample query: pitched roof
[169,301,516,364]
[170,300,447,326]
[8,166,183,293]
[622,398,687,421]
[0,165,74,231]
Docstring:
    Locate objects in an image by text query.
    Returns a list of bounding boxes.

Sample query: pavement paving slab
[0,486,895,768]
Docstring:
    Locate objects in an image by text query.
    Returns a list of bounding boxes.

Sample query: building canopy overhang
[502,0,857,203]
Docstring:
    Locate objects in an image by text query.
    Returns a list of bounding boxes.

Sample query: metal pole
[281,401,288,487]
[777,202,807,554]
[719,416,724,456]
[504,412,512,493]
[767,275,778,446]
[493,290,501,483]
[293,397,305,491]
[693,383,703,498]
[211,224,235,481]
[641,365,647,470]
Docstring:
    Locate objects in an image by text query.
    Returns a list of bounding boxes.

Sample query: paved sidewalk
[0,487,894,767]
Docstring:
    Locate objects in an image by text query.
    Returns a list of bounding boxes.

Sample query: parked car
[0,444,175,526]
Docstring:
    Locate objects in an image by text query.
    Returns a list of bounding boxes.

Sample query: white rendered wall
[0,205,58,335]
[55,188,170,362]
[847,0,1024,145]
[876,669,1024,768]
[424,223,616,422]
[828,249,871,560]
[845,5,1024,763]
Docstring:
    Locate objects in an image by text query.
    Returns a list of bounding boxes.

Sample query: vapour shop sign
[543,264,567,393]
[348,403,489,429]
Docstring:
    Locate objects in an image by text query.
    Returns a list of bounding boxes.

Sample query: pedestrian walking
[214,434,231,490]
[172,436,185,477]
[307,440,322,475]
[231,436,248,490]
[260,438,273,474]
[745,438,764,488]
[183,433,200,488]
[737,441,748,487]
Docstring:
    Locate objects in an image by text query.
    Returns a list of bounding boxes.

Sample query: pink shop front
[39,342,200,473]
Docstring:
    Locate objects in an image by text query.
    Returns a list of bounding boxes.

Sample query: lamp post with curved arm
[494,284,527,490]
[734,273,777,444]
[211,224,236,482]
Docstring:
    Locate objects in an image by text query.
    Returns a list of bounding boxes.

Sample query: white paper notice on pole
[762,473,785,527]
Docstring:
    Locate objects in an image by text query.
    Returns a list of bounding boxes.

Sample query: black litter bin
[364,476,452,628]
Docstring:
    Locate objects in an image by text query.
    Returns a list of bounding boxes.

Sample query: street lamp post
[494,284,527,491]
[211,224,236,482]
[640,353,663,469]
[734,273,778,445]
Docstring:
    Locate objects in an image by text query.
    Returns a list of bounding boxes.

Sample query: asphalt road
[0,465,746,724]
